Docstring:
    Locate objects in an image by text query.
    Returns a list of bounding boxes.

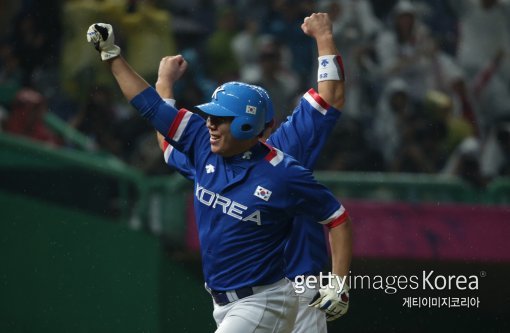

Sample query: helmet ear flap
[230,115,265,140]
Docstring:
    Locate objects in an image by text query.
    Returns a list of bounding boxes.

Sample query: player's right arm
[86,23,207,161]
[312,215,352,322]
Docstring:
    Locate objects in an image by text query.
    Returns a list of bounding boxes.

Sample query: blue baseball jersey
[132,87,345,291]
[162,89,347,279]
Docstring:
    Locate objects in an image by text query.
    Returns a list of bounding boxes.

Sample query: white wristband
[163,98,176,107]
[318,55,345,82]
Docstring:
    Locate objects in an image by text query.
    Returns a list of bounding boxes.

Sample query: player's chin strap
[317,55,345,82]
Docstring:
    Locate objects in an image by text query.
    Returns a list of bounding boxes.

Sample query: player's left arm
[160,141,195,180]
[152,55,196,180]
[285,162,352,321]
[154,55,187,150]
[302,12,344,110]
[268,12,344,168]
[267,90,340,169]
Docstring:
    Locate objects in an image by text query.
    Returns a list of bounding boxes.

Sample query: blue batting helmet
[197,82,268,140]
[251,85,274,125]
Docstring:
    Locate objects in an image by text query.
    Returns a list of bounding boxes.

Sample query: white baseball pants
[291,279,327,333]
[211,279,298,333]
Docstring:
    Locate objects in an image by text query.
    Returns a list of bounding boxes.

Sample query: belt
[206,279,287,306]
[209,286,254,306]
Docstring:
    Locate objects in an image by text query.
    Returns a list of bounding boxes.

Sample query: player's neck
[220,138,260,158]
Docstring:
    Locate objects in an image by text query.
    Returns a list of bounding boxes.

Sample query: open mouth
[210,133,220,145]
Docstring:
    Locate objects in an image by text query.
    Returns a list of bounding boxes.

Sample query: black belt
[210,286,254,306]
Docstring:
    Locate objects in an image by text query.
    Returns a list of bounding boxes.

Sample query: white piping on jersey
[319,205,346,225]
[173,111,193,141]
[164,144,174,163]
[267,148,284,166]
[304,92,328,115]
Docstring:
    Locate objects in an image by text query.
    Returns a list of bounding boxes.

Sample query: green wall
[0,191,161,332]
[0,191,216,333]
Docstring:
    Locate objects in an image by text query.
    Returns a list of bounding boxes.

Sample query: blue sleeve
[267,89,341,169]
[284,160,344,224]
[163,143,195,181]
[131,87,209,168]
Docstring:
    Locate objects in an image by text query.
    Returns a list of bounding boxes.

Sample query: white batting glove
[309,274,350,321]
[86,23,121,61]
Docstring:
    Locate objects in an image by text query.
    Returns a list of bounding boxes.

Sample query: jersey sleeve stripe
[173,111,192,141]
[304,89,330,115]
[162,140,169,152]
[265,148,277,161]
[167,109,192,142]
[163,143,174,163]
[269,150,284,166]
[326,210,349,229]
[263,144,284,166]
[319,205,346,225]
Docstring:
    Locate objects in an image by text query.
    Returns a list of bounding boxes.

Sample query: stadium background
[1,0,509,332]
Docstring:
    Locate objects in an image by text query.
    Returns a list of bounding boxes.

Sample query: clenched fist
[86,23,121,61]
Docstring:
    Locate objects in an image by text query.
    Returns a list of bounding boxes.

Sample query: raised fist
[86,23,121,61]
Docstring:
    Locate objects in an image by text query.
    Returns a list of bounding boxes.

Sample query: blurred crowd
[1,0,510,187]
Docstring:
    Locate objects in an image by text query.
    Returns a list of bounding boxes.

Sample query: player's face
[206,116,260,157]
[206,115,240,156]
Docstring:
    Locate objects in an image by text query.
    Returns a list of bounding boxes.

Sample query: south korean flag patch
[254,185,272,201]
[246,105,257,115]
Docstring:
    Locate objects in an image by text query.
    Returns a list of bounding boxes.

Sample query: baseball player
[86,15,351,333]
[155,13,350,333]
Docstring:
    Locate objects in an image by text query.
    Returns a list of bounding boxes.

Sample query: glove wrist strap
[101,45,121,61]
